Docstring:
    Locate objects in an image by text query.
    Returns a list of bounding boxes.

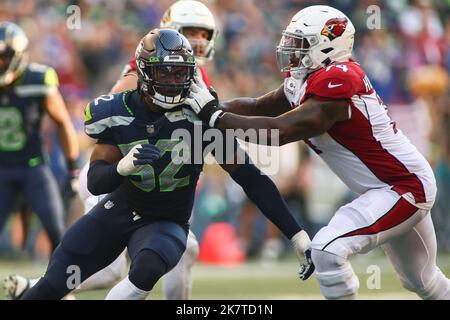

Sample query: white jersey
[284,61,436,210]
[78,162,106,213]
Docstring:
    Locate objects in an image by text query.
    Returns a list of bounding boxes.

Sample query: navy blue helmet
[135,28,196,108]
[0,22,28,86]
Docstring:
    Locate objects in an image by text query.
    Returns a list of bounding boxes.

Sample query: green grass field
[1,251,449,300]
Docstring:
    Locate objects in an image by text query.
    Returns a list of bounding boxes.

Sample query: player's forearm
[230,163,302,239]
[213,111,282,145]
[221,96,289,117]
[45,91,80,161]
[221,98,259,116]
[87,160,124,195]
[216,105,329,146]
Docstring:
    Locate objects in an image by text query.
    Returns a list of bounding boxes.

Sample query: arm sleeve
[87,160,124,195]
[230,163,302,239]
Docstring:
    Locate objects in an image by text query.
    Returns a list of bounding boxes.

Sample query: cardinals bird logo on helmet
[321,18,349,41]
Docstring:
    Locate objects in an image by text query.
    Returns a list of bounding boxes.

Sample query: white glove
[117,144,160,176]
[291,230,315,280]
[184,74,216,114]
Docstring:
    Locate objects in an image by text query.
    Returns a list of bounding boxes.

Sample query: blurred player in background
[180,5,450,299]
[4,163,126,299]
[20,28,313,300]
[112,0,216,93]
[5,0,218,300]
[0,22,79,254]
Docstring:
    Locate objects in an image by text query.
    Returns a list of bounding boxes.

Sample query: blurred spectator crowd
[0,0,449,259]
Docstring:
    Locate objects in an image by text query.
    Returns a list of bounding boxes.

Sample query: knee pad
[401,267,450,300]
[311,249,359,299]
[129,249,168,292]
[129,222,187,270]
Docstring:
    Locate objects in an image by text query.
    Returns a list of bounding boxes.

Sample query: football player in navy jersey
[0,22,79,252]
[21,28,313,300]
[5,0,219,300]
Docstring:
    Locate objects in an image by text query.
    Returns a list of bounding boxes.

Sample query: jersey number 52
[119,139,190,193]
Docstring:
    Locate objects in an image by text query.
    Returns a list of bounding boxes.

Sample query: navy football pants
[22,191,188,299]
[0,165,64,250]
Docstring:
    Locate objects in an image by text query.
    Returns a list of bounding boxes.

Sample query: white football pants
[310,187,450,300]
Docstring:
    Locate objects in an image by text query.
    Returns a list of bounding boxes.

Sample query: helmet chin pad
[152,83,190,105]
[153,91,185,106]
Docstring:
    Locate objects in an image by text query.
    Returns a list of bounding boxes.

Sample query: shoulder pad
[14,63,59,97]
[84,92,134,140]
[306,62,372,101]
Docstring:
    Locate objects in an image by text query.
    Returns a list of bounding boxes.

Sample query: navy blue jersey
[0,63,59,167]
[85,90,243,224]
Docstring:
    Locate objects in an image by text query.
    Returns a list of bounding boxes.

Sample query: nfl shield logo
[104,201,114,210]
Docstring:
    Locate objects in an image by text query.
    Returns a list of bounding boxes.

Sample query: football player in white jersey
[177,5,450,299]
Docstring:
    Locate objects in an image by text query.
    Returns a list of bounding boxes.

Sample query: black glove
[299,249,315,281]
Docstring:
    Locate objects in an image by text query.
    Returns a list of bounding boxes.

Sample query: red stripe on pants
[344,197,418,237]
[322,197,418,251]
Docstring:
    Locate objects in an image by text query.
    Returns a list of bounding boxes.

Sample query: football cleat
[3,275,30,300]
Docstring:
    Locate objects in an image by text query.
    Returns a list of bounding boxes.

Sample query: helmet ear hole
[322,57,332,66]
[302,56,313,68]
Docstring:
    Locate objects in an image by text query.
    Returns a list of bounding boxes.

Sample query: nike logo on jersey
[328,82,343,88]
